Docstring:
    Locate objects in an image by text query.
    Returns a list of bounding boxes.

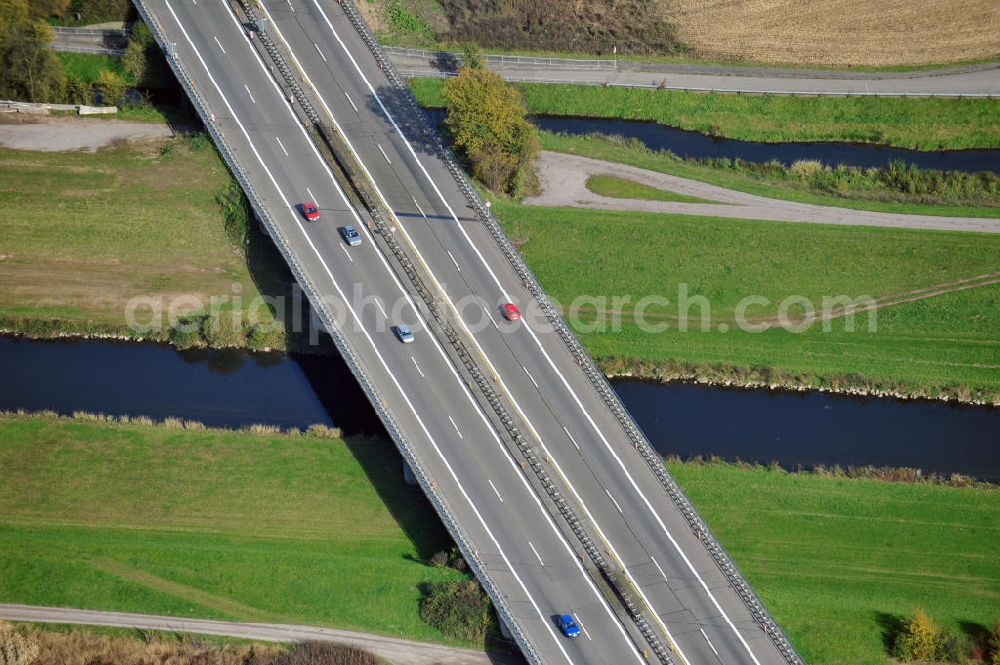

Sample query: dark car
[302,201,320,222]
[556,614,581,638]
[339,225,362,247]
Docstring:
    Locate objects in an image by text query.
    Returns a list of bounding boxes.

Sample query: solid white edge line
[169,5,578,663]
[302,9,764,661]
[236,5,649,662]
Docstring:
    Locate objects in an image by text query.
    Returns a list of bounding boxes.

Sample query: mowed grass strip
[494,200,1000,398]
[410,78,1000,150]
[669,461,1000,665]
[585,174,716,204]
[0,414,464,644]
[0,139,264,330]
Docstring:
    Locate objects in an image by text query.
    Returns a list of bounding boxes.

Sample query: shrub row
[666,455,996,489]
[1,409,343,440]
[597,355,999,406]
[890,610,1000,664]
[590,133,1000,207]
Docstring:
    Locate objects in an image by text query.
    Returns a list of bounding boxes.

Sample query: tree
[0,0,67,102]
[442,66,537,195]
[893,609,942,661]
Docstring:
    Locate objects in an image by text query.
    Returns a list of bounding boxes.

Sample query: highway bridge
[130,1,805,663]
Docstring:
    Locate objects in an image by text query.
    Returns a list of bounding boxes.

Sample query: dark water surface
[424,109,1000,174]
[3,336,998,479]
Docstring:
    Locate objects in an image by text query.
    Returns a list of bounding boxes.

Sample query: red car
[302,201,320,222]
[500,303,521,321]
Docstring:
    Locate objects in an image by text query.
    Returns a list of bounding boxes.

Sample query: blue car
[556,614,581,638]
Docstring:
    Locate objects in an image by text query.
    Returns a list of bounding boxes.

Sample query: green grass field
[0,138,282,346]
[669,461,1000,665]
[585,174,715,204]
[541,132,1000,218]
[494,199,1000,401]
[410,78,1000,151]
[55,52,132,85]
[0,414,465,644]
[1,413,996,664]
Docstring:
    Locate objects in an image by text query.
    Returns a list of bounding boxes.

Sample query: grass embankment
[0,137,285,349]
[668,460,1000,665]
[539,132,1000,218]
[585,174,715,204]
[410,78,1000,151]
[493,199,1000,403]
[1,413,997,665]
[0,413,466,645]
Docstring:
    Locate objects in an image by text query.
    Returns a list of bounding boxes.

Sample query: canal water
[2,336,997,480]
[423,109,1000,174]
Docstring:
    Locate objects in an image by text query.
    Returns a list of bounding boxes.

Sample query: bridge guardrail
[336,1,806,662]
[51,26,132,37]
[235,2,677,660]
[128,2,542,663]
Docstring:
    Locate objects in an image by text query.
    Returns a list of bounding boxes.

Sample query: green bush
[217,179,251,249]
[201,311,246,348]
[168,316,205,349]
[419,580,493,643]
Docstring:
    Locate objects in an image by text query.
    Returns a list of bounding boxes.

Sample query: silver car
[392,324,415,343]
[339,225,362,247]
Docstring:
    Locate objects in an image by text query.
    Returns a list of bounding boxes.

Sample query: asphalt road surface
[137,1,797,663]
[527,151,1000,234]
[0,604,523,665]
[387,49,1000,97]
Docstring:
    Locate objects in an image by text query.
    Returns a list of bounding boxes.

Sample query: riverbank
[492,197,1000,406]
[0,137,289,352]
[1,411,996,665]
[3,135,998,404]
[410,78,1000,150]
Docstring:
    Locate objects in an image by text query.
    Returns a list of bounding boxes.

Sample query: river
[2,336,996,480]
[422,109,1000,174]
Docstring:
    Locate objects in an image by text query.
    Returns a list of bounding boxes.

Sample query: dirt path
[0,116,176,152]
[0,604,523,665]
[525,151,1000,234]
